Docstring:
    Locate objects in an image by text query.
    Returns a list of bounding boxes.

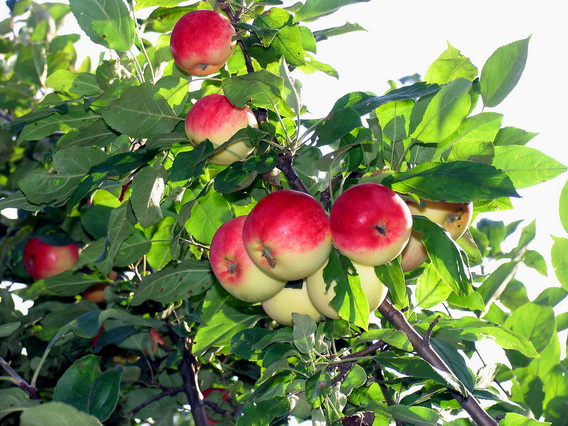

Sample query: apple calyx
[372,224,387,236]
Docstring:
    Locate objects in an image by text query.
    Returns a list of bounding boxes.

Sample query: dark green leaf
[292,313,317,354]
[374,259,408,309]
[20,401,103,425]
[222,70,283,109]
[131,164,165,228]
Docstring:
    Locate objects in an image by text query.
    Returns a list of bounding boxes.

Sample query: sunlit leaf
[20,401,103,426]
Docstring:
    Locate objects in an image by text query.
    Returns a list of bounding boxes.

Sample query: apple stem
[262,247,277,268]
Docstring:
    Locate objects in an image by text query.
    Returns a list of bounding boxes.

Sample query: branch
[277,152,310,194]
[374,364,405,426]
[378,300,498,426]
[127,386,184,418]
[329,340,388,385]
[0,357,39,399]
[218,1,254,74]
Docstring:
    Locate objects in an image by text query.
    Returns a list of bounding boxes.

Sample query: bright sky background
[3,0,566,300]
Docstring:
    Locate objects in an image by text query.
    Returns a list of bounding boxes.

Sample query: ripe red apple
[329,183,412,266]
[23,237,80,280]
[401,199,474,271]
[261,282,323,326]
[170,10,236,76]
[185,94,258,166]
[242,190,332,281]
[306,261,388,320]
[209,216,286,303]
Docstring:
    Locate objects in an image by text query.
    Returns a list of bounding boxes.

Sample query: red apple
[242,190,332,281]
[23,237,80,280]
[306,261,388,320]
[170,10,236,76]
[329,183,412,266]
[262,282,323,326]
[401,199,473,271]
[185,94,258,165]
[209,216,286,303]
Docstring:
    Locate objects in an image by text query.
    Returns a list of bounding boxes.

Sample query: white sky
[3,0,567,301]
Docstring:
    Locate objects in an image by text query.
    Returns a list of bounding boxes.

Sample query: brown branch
[374,364,405,426]
[0,357,39,399]
[218,1,254,74]
[329,340,388,385]
[277,152,311,194]
[378,299,498,426]
[127,386,184,418]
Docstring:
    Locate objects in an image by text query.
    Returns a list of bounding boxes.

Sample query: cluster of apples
[170,9,258,166]
[209,183,473,326]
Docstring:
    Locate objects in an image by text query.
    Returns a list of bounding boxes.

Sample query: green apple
[262,282,324,326]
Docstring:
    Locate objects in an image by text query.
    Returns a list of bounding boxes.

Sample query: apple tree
[1,0,567,425]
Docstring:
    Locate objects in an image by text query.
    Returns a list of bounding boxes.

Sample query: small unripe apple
[185,94,258,166]
[170,10,236,76]
[209,216,286,303]
[262,282,323,326]
[329,183,412,267]
[242,190,332,281]
[306,261,388,320]
[23,237,80,280]
[401,199,474,271]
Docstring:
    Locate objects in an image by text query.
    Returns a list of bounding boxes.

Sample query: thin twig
[0,357,39,399]
[127,386,184,418]
[422,315,440,347]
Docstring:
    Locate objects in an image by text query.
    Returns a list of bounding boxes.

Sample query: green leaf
[135,0,185,9]
[0,388,37,416]
[96,202,133,274]
[499,412,551,425]
[194,284,263,356]
[236,396,290,426]
[20,401,103,426]
[131,164,165,228]
[292,313,317,354]
[312,22,366,41]
[57,119,125,149]
[492,145,567,189]
[222,70,284,109]
[493,126,538,146]
[214,162,259,194]
[481,37,531,107]
[53,355,122,422]
[385,161,519,203]
[410,78,472,143]
[375,260,408,310]
[43,271,109,296]
[424,43,478,85]
[19,105,99,141]
[69,0,135,52]
[169,143,214,183]
[551,236,568,291]
[352,82,440,115]
[0,321,21,338]
[185,191,233,244]
[101,84,181,139]
[415,264,452,308]
[560,179,568,234]
[131,259,213,306]
[505,302,555,354]
[46,69,102,96]
[293,0,370,22]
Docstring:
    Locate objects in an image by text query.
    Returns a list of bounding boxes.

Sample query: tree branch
[378,299,498,426]
[0,357,39,399]
[277,152,310,194]
[127,386,184,418]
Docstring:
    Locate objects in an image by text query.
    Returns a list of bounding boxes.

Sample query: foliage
[0,0,566,425]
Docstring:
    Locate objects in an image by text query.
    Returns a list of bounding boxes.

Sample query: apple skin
[306,261,388,320]
[170,10,236,76]
[401,199,473,272]
[242,190,333,281]
[209,216,287,303]
[329,183,412,267]
[81,282,108,303]
[185,94,258,166]
[262,282,324,326]
[23,237,80,280]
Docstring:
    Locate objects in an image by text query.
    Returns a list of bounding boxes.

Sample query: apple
[170,10,236,76]
[81,282,108,303]
[23,237,80,280]
[306,261,388,320]
[401,199,474,271]
[185,94,258,166]
[209,216,287,303]
[242,190,332,281]
[261,281,324,326]
[329,183,412,266]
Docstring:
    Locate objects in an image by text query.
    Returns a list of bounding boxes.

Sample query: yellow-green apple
[170,10,236,76]
[262,281,323,326]
[209,216,286,303]
[329,183,412,266]
[242,190,332,281]
[23,237,79,280]
[400,199,473,271]
[185,94,258,166]
[306,261,388,320]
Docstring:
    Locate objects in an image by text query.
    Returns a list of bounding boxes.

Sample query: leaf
[353,82,440,115]
[385,161,519,203]
[415,264,453,308]
[185,191,233,244]
[20,401,103,426]
[194,284,263,356]
[131,164,165,228]
[43,271,109,296]
[292,313,317,354]
[551,236,568,291]
[46,69,102,96]
[493,126,538,146]
[131,259,214,306]
[481,37,531,107]
[95,202,133,274]
[0,388,37,415]
[0,321,21,338]
[312,22,366,41]
[57,119,124,149]
[499,412,551,425]
[491,145,567,189]
[69,0,135,52]
[101,84,181,138]
[424,43,478,85]
[222,70,283,109]
[410,78,472,143]
[19,105,99,141]
[375,260,408,310]
[135,0,185,9]
[236,397,290,426]
[560,179,568,234]
[293,0,370,22]
[505,302,556,354]
[53,355,122,421]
